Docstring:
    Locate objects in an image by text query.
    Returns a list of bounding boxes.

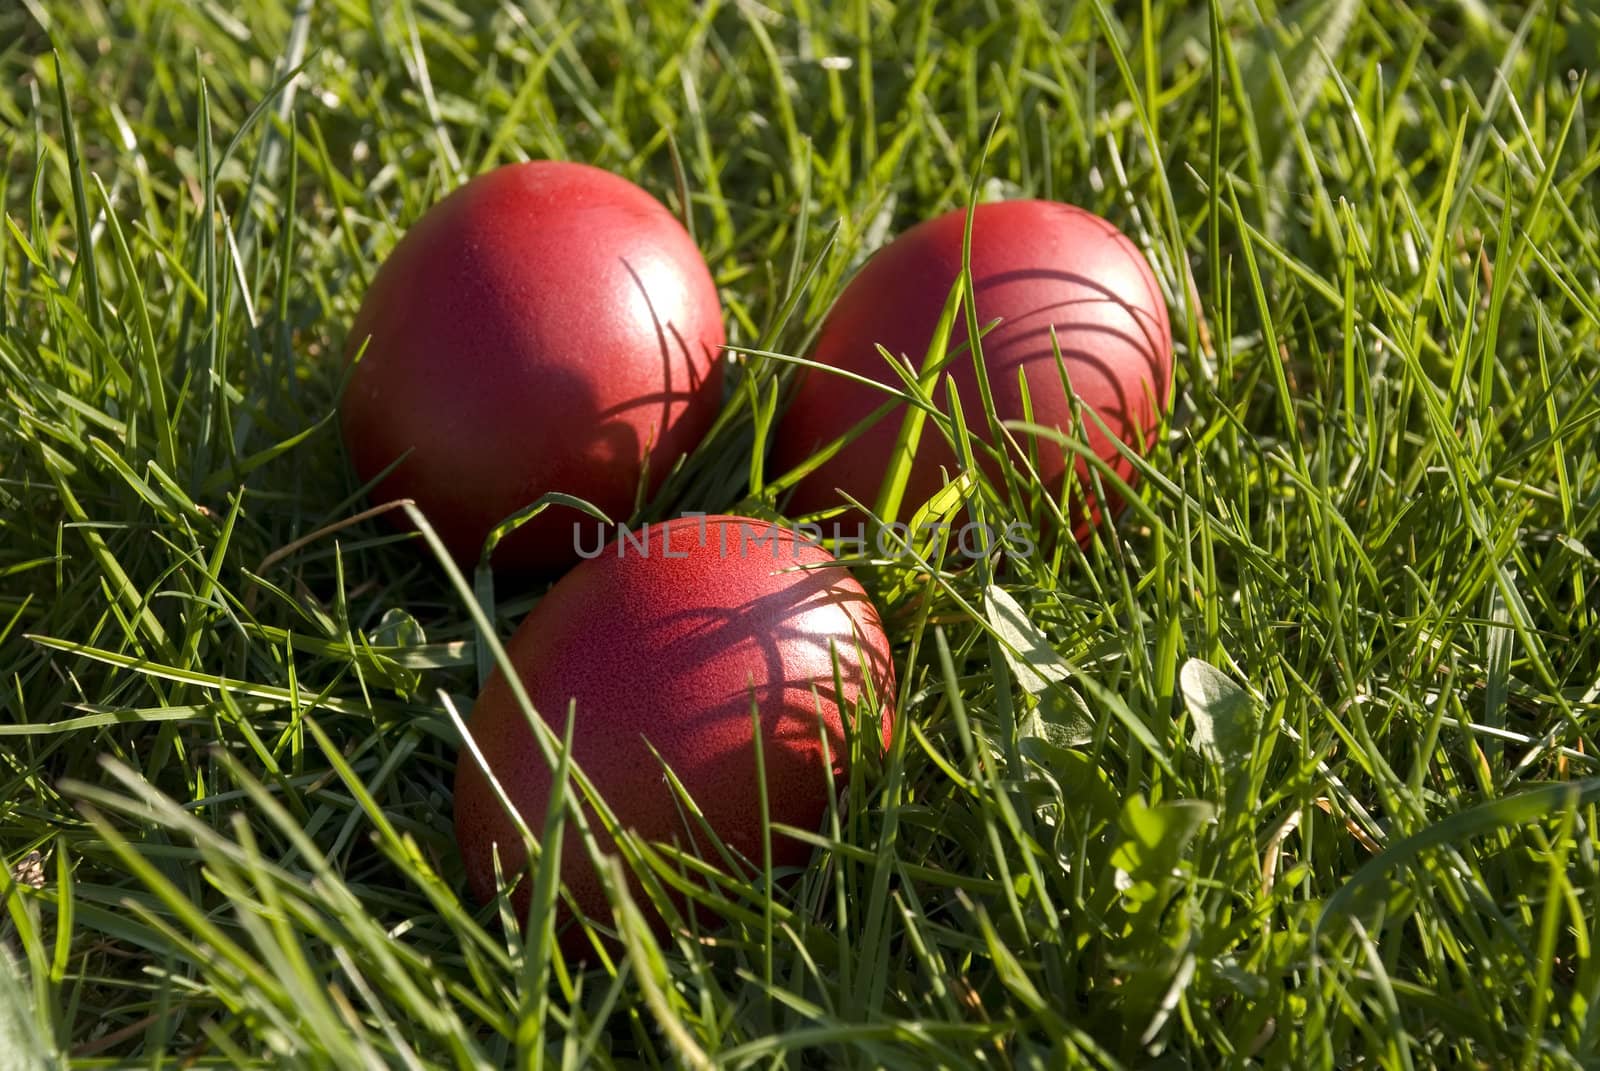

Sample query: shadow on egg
[453,517,896,955]
[770,199,1174,545]
[340,161,725,576]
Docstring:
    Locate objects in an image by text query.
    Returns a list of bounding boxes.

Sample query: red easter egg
[771,200,1171,545]
[341,161,725,573]
[452,515,896,953]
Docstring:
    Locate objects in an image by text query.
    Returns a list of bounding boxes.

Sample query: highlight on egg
[770,199,1173,546]
[340,161,726,574]
[452,515,896,952]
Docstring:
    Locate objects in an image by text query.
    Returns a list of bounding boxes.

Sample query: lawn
[3,0,1600,1066]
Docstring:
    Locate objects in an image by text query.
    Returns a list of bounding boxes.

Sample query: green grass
[3,0,1600,1066]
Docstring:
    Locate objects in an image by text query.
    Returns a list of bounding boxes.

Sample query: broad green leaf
[985,585,1094,746]
[1238,0,1360,169]
[369,606,426,649]
[1179,658,1257,776]
[1111,795,1216,908]
[0,947,50,1071]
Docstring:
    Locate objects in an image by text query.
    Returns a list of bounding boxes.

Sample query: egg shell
[770,200,1172,545]
[340,161,725,574]
[452,515,896,952]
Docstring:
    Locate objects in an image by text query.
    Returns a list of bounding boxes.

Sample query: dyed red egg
[771,200,1172,544]
[453,515,896,950]
[341,161,725,573]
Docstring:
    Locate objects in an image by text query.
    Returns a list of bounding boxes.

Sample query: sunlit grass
[3,0,1599,1066]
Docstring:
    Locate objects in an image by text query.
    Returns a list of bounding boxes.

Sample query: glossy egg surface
[452,515,896,947]
[341,161,725,572]
[772,200,1171,543]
